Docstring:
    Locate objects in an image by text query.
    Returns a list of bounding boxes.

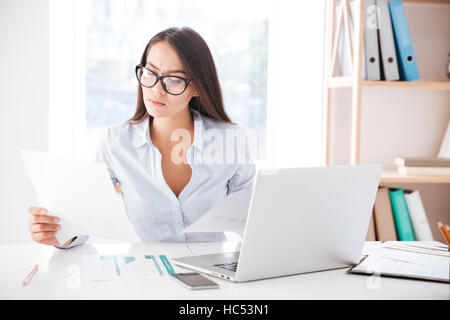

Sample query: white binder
[337,0,367,80]
[336,2,352,77]
[364,0,381,80]
[404,190,434,241]
[376,0,400,80]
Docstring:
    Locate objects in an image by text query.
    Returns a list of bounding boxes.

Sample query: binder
[404,190,433,241]
[376,0,400,80]
[364,0,381,80]
[365,211,377,241]
[349,0,367,80]
[389,189,415,241]
[389,0,420,81]
[373,187,397,241]
[337,1,367,80]
[336,2,354,77]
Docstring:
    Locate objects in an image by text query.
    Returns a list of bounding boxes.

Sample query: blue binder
[388,0,420,81]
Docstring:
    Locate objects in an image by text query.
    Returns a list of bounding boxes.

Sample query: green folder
[389,189,416,241]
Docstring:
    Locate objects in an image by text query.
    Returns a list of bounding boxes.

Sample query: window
[51,0,325,168]
[83,0,269,160]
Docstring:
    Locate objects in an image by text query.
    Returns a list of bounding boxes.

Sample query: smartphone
[170,272,219,290]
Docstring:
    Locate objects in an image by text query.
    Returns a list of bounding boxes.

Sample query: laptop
[172,164,382,282]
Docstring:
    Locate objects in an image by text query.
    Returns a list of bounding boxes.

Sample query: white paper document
[83,254,182,281]
[183,189,251,236]
[351,242,449,283]
[21,150,140,244]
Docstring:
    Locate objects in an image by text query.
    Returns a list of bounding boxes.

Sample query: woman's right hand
[28,207,73,246]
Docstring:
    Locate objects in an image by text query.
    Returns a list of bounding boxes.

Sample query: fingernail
[57,225,61,230]
[40,209,47,215]
[54,218,60,222]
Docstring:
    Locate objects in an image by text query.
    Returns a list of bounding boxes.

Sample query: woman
[27,27,255,248]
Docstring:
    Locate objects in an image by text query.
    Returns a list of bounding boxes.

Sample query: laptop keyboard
[214,261,238,272]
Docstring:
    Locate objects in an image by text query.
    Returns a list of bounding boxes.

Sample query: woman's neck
[150,108,194,147]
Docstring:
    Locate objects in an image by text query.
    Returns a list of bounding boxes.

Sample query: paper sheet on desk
[366,242,449,266]
[83,254,184,280]
[351,242,450,282]
[183,189,251,236]
[351,254,449,283]
[20,150,140,244]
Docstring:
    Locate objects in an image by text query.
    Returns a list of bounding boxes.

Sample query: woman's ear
[191,83,199,97]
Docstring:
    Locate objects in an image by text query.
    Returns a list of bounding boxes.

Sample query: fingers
[28,214,60,225]
[28,207,59,224]
[36,236,61,246]
[31,231,59,242]
[28,207,47,215]
[29,223,60,234]
[28,206,62,246]
[30,228,61,246]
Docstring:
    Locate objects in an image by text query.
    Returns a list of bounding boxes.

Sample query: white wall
[0,0,49,244]
[329,3,450,241]
[266,0,324,168]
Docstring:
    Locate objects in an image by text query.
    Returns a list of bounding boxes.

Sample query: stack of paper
[350,242,449,283]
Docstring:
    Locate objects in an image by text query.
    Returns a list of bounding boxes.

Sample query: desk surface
[0,241,448,300]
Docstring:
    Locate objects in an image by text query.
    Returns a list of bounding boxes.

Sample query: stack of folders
[365,187,434,242]
[395,157,450,176]
[349,241,449,283]
[394,121,450,176]
[342,0,420,81]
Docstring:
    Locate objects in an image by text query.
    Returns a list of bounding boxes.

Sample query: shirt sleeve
[227,127,256,195]
[54,235,90,249]
[227,163,256,195]
[95,128,119,187]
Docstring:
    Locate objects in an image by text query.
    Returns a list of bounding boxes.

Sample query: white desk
[0,241,448,300]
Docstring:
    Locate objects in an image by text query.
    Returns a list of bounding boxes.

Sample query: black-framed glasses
[135,65,192,95]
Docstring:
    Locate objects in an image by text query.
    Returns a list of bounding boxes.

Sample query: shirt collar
[129,116,151,149]
[130,110,204,151]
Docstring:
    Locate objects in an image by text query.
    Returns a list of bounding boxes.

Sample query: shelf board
[328,79,450,90]
[328,77,353,88]
[402,0,450,3]
[363,81,450,89]
[380,170,450,184]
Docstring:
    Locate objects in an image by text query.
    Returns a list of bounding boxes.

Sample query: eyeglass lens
[137,67,187,95]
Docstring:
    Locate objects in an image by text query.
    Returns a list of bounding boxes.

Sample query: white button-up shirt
[64,109,255,247]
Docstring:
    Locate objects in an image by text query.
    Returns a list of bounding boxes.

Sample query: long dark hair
[129,27,232,124]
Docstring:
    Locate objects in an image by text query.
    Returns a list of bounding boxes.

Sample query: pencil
[22,264,38,287]
[437,221,450,247]
[446,224,450,240]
